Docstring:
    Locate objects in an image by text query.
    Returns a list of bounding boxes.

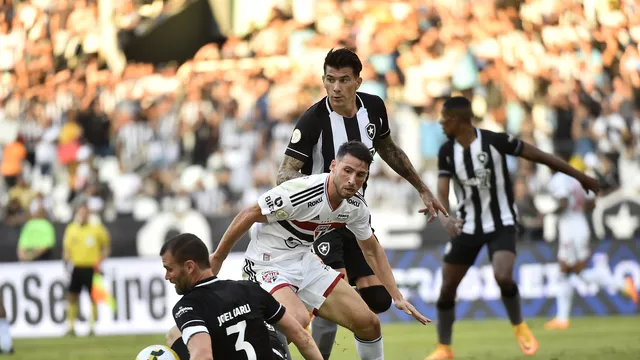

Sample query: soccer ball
[135,345,179,360]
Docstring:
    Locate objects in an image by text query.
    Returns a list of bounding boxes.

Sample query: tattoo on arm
[375,136,429,194]
[276,155,306,185]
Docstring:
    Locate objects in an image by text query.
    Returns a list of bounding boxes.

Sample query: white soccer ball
[135,345,179,360]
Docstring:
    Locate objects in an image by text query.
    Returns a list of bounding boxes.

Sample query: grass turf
[9,316,640,359]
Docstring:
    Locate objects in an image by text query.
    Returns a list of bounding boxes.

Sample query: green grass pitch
[9,316,640,359]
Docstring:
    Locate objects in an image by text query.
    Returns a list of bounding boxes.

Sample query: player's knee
[436,299,455,311]
[165,326,181,347]
[359,285,392,314]
[352,310,380,339]
[494,272,515,288]
[439,280,458,301]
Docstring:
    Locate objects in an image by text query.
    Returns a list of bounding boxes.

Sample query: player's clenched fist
[394,298,431,325]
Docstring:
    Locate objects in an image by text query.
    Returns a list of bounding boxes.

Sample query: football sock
[0,318,13,353]
[501,284,523,325]
[555,272,573,322]
[311,316,337,359]
[68,302,79,332]
[89,303,98,330]
[171,338,189,360]
[578,267,624,292]
[436,300,455,345]
[354,335,383,360]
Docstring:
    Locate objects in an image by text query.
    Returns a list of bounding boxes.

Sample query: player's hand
[209,253,223,276]
[418,191,449,222]
[394,298,431,325]
[440,216,463,237]
[579,174,600,195]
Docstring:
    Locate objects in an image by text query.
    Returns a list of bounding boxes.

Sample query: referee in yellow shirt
[63,203,111,336]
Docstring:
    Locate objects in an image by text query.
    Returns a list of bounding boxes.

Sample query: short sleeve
[257,185,295,223]
[486,131,523,156]
[284,108,320,163]
[173,298,209,345]
[346,208,374,241]
[438,143,454,178]
[243,281,286,324]
[373,95,391,139]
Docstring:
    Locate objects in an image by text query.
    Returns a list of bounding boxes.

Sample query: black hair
[160,233,210,269]
[336,140,373,167]
[442,96,473,123]
[323,48,363,78]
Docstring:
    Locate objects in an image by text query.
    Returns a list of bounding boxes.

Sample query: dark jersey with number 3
[172,277,286,360]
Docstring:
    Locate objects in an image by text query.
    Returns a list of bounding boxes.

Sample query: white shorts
[242,251,344,314]
[557,234,590,266]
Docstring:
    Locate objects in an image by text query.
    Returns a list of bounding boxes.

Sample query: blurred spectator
[16,196,55,261]
[1,137,26,187]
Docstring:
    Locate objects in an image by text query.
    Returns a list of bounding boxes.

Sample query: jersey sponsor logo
[365,123,376,140]
[346,198,360,207]
[284,237,312,248]
[291,129,302,144]
[265,196,284,213]
[307,197,323,208]
[261,270,279,284]
[337,213,349,221]
[217,303,252,327]
[317,242,330,256]
[460,169,492,189]
[174,306,193,318]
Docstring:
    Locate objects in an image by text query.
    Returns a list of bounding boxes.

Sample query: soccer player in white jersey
[210,140,430,360]
[545,152,638,330]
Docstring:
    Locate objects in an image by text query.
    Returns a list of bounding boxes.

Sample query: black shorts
[312,227,375,286]
[443,226,517,266]
[68,267,94,294]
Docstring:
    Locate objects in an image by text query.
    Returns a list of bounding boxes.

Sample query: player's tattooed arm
[375,135,430,194]
[276,155,306,185]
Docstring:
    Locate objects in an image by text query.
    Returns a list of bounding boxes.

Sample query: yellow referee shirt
[63,221,110,267]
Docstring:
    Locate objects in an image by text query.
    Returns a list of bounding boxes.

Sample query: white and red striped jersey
[246,173,373,262]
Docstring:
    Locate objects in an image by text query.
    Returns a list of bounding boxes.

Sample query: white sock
[555,273,573,322]
[0,318,13,353]
[354,335,383,360]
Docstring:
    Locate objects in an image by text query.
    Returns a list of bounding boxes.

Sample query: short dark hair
[324,48,362,78]
[160,233,210,269]
[336,140,373,167]
[442,96,473,123]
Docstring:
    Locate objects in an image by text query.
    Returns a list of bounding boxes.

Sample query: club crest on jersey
[314,225,332,240]
[317,242,331,256]
[365,123,376,140]
[261,270,279,284]
[476,151,489,166]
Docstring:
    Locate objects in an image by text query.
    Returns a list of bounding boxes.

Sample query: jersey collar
[194,276,219,288]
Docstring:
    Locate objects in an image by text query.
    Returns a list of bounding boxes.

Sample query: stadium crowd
[1,0,639,240]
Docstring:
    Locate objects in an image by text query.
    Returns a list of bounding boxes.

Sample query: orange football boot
[514,322,539,356]
[424,344,454,360]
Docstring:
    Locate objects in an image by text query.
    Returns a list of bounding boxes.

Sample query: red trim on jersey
[270,283,298,294]
[290,220,345,231]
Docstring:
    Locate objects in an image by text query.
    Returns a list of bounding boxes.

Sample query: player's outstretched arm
[276,155,306,185]
[518,142,600,194]
[356,235,431,324]
[187,333,214,360]
[210,204,267,274]
[375,136,448,220]
[276,312,324,360]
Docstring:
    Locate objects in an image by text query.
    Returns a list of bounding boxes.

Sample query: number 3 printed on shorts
[226,320,257,359]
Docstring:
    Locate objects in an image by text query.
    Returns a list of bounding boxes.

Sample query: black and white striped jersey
[438,128,522,235]
[284,92,391,176]
[246,173,372,261]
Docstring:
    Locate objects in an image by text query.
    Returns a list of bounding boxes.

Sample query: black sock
[171,338,189,360]
[436,300,455,345]
[501,284,523,325]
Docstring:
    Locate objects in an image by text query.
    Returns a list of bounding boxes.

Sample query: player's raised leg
[0,293,14,355]
[315,279,384,360]
[491,249,538,356]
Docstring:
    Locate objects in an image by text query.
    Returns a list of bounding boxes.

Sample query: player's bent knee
[494,273,515,288]
[359,285,392,314]
[165,326,181,347]
[352,311,380,339]
[436,299,455,310]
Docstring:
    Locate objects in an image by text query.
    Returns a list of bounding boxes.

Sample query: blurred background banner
[2,242,637,339]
